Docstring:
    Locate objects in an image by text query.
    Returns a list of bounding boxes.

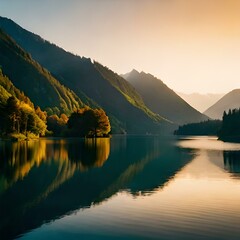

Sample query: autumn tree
[47,113,69,136]
[0,96,47,137]
[68,107,111,137]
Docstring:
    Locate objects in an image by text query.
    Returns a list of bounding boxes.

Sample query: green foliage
[94,62,165,124]
[0,69,33,107]
[94,62,144,106]
[0,85,11,105]
[174,120,222,136]
[218,109,240,142]
[0,71,47,138]
[8,133,27,141]
[0,29,84,114]
[68,107,111,137]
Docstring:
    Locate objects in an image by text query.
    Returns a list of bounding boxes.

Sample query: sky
[1,0,240,94]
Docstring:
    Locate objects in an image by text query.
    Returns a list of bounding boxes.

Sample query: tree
[35,106,47,122]
[20,109,28,135]
[5,96,20,133]
[94,109,111,136]
[47,114,68,136]
[0,96,47,137]
[218,108,240,142]
[68,107,111,137]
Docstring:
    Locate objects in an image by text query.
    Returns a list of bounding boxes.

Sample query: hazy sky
[1,0,240,93]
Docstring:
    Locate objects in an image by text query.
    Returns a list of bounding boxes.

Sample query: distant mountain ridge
[178,92,224,112]
[122,69,208,124]
[204,89,240,119]
[0,16,172,134]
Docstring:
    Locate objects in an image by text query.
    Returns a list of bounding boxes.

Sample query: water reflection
[9,136,240,240]
[0,141,47,193]
[223,151,240,174]
[0,138,110,193]
[0,136,193,240]
[177,136,240,177]
[67,138,110,170]
[176,136,240,151]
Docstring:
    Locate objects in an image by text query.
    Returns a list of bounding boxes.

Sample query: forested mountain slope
[123,70,208,124]
[0,16,173,134]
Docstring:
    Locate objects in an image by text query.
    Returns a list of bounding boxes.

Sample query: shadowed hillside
[0,28,85,115]
[0,16,173,134]
[204,89,240,119]
[123,69,208,124]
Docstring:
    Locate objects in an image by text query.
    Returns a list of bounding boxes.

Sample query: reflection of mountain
[0,137,193,239]
[128,147,193,195]
[223,151,240,174]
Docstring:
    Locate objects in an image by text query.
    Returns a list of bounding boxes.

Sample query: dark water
[0,136,240,240]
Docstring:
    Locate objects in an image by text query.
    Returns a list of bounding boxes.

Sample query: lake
[0,136,240,240]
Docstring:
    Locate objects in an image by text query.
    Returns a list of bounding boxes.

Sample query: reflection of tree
[223,151,240,174]
[30,138,110,206]
[0,138,111,239]
[64,138,110,171]
[0,140,47,191]
[0,138,110,193]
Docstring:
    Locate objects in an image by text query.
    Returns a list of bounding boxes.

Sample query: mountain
[0,28,86,115]
[204,89,240,119]
[122,69,208,124]
[0,16,172,134]
[178,92,224,112]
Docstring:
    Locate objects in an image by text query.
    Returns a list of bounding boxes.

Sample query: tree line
[47,107,111,138]
[0,99,111,139]
[175,108,240,142]
[0,96,47,139]
[0,69,111,140]
[218,109,240,142]
[174,119,222,136]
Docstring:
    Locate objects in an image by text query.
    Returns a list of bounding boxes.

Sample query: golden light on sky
[1,0,240,93]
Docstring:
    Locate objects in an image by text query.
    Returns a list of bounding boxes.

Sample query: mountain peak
[130,69,139,74]
[121,69,139,79]
[123,69,208,124]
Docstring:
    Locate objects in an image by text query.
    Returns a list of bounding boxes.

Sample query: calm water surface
[0,136,240,240]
